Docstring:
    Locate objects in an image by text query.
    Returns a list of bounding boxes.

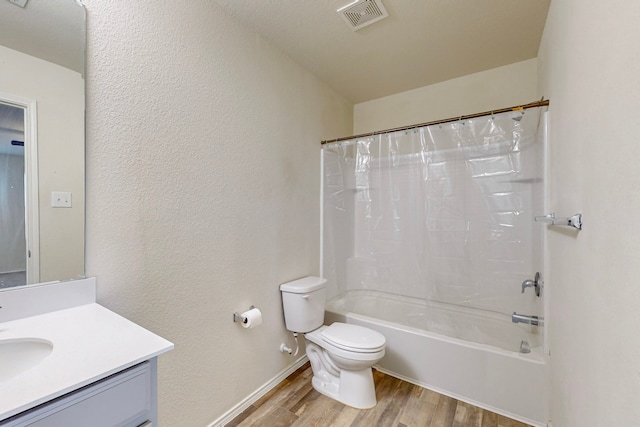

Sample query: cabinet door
[2,362,152,427]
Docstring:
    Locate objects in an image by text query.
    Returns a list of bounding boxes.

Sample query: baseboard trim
[208,356,309,427]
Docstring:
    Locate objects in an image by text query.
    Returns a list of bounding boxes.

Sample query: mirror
[0,0,85,289]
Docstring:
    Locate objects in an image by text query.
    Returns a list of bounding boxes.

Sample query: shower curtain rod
[320,99,550,145]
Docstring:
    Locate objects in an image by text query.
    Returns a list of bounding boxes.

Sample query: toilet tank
[280,276,327,333]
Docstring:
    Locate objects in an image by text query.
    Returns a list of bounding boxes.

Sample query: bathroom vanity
[0,4,169,425]
[0,278,173,426]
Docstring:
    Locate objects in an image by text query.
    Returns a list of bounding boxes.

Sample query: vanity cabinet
[0,359,157,427]
[0,287,173,425]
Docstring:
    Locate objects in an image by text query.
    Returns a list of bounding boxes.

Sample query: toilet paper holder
[233,306,255,324]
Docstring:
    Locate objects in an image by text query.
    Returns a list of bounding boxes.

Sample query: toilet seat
[321,323,386,353]
[305,324,385,365]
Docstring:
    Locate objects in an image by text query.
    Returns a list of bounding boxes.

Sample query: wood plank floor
[227,362,532,427]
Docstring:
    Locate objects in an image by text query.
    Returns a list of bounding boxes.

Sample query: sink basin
[0,338,54,381]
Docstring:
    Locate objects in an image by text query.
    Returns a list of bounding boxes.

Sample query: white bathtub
[325,290,548,427]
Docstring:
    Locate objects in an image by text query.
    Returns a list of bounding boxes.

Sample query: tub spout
[512,312,543,326]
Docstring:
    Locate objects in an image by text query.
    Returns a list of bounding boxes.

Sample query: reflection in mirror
[0,103,25,287]
[0,0,85,288]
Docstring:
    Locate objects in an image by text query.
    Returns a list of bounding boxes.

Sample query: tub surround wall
[538,1,640,426]
[83,1,352,425]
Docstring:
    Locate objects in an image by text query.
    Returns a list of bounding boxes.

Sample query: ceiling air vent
[337,0,388,31]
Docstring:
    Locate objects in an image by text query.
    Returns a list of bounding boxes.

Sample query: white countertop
[0,303,174,420]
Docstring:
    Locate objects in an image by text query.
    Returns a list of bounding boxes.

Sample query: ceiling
[213,0,551,103]
[0,0,85,74]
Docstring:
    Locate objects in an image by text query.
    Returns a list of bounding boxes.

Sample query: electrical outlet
[51,191,72,208]
[7,0,28,8]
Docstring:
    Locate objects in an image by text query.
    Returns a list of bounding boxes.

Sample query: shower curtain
[322,107,545,327]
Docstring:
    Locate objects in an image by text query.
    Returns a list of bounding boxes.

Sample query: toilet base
[303,326,384,410]
[310,366,377,409]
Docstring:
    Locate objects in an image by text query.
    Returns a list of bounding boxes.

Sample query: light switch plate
[51,191,72,208]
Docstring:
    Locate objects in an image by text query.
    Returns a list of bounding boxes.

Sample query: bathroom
[1,0,639,426]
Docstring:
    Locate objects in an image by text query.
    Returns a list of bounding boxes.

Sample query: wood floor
[227,362,532,427]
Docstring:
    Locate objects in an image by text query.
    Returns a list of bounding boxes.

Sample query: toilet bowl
[305,324,385,408]
[280,276,387,409]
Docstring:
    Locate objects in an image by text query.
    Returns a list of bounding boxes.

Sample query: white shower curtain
[322,107,545,319]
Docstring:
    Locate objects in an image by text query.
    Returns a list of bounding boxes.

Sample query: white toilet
[280,276,386,409]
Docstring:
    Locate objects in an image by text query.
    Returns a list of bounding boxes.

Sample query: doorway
[0,95,39,288]
[0,102,25,287]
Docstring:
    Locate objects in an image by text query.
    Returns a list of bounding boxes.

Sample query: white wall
[538,1,640,426]
[354,59,538,134]
[0,45,85,283]
[82,2,352,426]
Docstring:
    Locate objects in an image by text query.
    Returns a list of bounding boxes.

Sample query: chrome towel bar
[535,213,582,230]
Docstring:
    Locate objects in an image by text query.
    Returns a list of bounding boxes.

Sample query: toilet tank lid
[280,276,327,293]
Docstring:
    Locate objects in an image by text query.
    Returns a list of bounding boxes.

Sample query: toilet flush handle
[301,294,309,299]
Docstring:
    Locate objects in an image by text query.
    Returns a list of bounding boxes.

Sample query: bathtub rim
[338,311,546,364]
[326,290,546,362]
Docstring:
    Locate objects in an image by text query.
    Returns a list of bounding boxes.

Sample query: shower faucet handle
[521,272,541,297]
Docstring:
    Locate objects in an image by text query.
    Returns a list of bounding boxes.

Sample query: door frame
[0,92,39,284]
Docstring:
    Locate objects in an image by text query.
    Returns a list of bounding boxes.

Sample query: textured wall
[0,45,85,283]
[83,1,352,425]
[538,1,640,426]
[353,59,538,134]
